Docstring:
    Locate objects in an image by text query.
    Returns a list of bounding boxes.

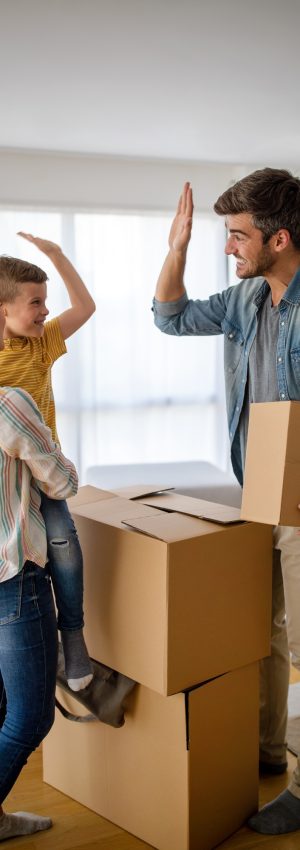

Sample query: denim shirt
[152,267,300,486]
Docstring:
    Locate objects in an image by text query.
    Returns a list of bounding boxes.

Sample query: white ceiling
[1,0,300,165]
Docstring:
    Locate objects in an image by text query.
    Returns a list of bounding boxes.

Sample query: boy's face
[3,282,49,338]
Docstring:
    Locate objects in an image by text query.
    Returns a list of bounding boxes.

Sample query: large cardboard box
[241,401,300,525]
[43,662,259,850]
[69,486,272,695]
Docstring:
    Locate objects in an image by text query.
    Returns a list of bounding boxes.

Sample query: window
[0,210,229,479]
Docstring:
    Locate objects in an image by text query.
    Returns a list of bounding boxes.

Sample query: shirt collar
[254,279,270,308]
[253,266,300,308]
[281,266,300,304]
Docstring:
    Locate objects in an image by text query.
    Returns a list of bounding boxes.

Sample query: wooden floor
[4,669,300,850]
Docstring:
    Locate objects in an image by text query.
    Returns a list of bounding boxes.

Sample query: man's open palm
[169,182,194,253]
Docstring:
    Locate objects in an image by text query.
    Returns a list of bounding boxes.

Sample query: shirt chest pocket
[290,347,300,380]
[221,318,245,374]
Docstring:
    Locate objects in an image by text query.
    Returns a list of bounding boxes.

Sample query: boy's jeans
[0,561,58,804]
[260,526,300,799]
[40,493,84,632]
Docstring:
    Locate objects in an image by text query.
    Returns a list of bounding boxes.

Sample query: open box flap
[138,492,241,525]
[122,511,225,542]
[109,484,174,500]
[68,485,116,510]
[68,484,173,513]
[69,496,162,529]
[68,486,241,536]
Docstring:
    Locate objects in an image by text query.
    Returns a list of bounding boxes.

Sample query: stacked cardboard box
[43,485,272,850]
[241,400,300,525]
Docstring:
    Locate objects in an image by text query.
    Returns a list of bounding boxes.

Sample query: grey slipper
[56,642,136,728]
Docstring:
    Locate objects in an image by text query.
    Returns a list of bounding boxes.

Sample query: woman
[0,379,78,840]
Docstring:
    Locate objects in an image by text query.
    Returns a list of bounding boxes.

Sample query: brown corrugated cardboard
[75,495,161,527]
[111,483,174,499]
[241,401,300,525]
[139,491,241,523]
[123,511,225,541]
[43,663,259,850]
[69,485,115,507]
[69,486,272,695]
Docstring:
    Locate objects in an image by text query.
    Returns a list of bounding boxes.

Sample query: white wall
[0,150,249,213]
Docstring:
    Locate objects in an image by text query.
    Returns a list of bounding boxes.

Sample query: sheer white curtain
[0,209,229,479]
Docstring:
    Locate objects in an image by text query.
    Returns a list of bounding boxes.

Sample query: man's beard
[236,243,276,278]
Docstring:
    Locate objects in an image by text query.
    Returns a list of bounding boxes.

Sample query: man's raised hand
[169,182,194,253]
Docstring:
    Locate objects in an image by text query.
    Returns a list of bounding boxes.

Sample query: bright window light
[0,210,230,479]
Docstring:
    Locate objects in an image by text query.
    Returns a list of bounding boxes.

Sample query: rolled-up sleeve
[152,289,228,337]
[152,292,189,318]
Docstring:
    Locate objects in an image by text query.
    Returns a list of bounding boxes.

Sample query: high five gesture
[155,182,194,302]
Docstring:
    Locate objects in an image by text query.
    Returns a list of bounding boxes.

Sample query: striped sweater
[0,386,78,582]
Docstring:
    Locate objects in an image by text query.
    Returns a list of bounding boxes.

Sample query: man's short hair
[214,167,300,249]
[0,256,48,303]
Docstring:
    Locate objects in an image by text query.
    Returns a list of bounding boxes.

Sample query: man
[0,306,78,841]
[153,168,300,835]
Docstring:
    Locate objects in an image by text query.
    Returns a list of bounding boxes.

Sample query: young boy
[0,233,96,692]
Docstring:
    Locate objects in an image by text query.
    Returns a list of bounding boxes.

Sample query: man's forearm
[155,249,187,302]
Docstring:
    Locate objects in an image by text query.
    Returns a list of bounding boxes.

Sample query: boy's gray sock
[61,628,93,691]
[248,789,300,834]
[0,812,52,840]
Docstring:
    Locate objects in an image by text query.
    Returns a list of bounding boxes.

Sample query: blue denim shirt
[152,267,300,486]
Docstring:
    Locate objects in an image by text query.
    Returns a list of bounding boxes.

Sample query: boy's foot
[0,812,52,840]
[248,789,300,834]
[61,628,93,691]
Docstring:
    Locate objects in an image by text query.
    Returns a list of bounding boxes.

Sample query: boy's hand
[17,231,95,339]
[17,231,95,340]
[17,232,63,259]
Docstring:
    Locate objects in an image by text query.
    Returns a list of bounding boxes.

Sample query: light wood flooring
[3,669,300,850]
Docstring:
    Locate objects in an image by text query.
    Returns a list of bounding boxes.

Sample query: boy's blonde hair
[0,256,48,303]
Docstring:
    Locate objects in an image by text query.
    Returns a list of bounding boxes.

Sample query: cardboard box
[69,486,272,695]
[43,662,259,850]
[241,401,300,525]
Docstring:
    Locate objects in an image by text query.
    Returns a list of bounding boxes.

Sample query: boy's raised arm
[17,233,96,340]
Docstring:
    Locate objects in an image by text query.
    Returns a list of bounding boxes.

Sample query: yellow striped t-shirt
[0,318,66,442]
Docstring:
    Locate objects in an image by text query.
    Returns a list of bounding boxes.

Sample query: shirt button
[228,333,233,339]
[281,393,286,399]
[281,321,285,326]
[278,356,282,362]
[236,405,240,411]
[230,431,233,438]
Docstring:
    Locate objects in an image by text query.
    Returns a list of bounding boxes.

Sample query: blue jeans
[0,562,58,804]
[40,494,84,632]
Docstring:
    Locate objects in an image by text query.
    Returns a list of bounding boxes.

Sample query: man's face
[225,213,276,279]
[3,282,49,338]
